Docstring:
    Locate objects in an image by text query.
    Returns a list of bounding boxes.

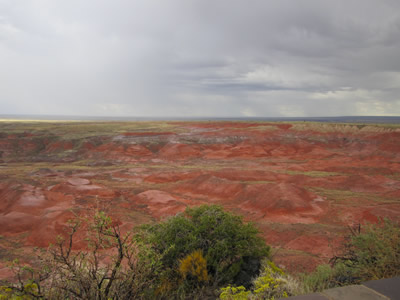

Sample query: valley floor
[1,120,399,277]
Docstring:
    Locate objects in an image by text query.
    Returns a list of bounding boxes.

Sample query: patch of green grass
[299,263,352,293]
[0,121,184,140]
[309,187,398,205]
[291,122,400,133]
[90,178,140,189]
[240,180,274,185]
[284,170,342,177]
[265,222,342,232]
[247,125,278,131]
[387,173,400,180]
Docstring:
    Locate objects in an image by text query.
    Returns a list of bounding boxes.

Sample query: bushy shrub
[136,204,270,295]
[334,218,400,282]
[252,261,298,298]
[300,218,400,293]
[220,260,299,300]
[220,285,250,300]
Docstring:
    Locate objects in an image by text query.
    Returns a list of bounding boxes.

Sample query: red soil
[46,141,74,152]
[0,121,399,275]
[236,183,325,223]
[122,132,175,136]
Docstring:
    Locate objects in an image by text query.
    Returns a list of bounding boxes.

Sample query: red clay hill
[0,121,399,276]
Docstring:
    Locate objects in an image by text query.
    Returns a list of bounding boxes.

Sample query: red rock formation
[0,121,399,274]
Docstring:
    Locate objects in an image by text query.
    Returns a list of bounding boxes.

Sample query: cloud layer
[1,0,400,117]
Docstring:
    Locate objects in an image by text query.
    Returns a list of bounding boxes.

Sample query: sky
[1,0,400,118]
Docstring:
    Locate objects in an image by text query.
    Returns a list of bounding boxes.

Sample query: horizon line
[1,114,400,124]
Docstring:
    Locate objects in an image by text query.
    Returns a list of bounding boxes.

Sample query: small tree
[1,211,161,299]
[137,204,270,294]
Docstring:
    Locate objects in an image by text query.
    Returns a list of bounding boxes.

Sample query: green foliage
[219,260,298,300]
[219,285,250,300]
[138,204,270,291]
[334,218,400,281]
[300,263,353,293]
[300,218,400,293]
[0,282,39,300]
[252,261,291,298]
[0,259,43,300]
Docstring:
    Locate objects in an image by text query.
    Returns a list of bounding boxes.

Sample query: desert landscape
[0,120,399,278]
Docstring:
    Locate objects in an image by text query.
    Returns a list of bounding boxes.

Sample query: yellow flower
[179,250,209,282]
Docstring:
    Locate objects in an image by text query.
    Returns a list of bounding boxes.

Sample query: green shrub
[136,204,270,293]
[220,285,250,300]
[251,261,298,298]
[334,218,400,282]
[220,260,299,299]
[300,218,400,293]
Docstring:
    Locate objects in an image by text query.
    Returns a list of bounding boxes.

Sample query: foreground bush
[220,260,299,299]
[3,207,396,299]
[136,205,270,297]
[1,205,270,299]
[219,218,400,298]
[301,218,400,293]
[336,218,400,281]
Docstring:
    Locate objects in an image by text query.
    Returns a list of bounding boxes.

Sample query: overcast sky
[1,0,400,117]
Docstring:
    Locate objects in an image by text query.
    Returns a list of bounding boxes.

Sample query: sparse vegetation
[300,218,400,293]
[299,262,352,293]
[308,187,398,205]
[0,211,161,299]
[1,208,399,299]
[0,205,270,299]
[332,218,400,281]
[1,121,400,299]
[284,170,342,177]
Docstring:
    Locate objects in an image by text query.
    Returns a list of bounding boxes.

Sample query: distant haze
[1,0,400,117]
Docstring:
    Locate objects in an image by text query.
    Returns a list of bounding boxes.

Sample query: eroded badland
[0,121,399,277]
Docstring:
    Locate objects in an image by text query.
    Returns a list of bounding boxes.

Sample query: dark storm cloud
[0,0,399,117]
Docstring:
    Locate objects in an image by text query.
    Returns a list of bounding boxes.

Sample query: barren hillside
[1,121,399,277]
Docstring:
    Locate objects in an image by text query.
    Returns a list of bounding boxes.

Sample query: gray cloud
[0,0,399,117]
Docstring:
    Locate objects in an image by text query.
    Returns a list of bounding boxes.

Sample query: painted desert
[1,120,399,278]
